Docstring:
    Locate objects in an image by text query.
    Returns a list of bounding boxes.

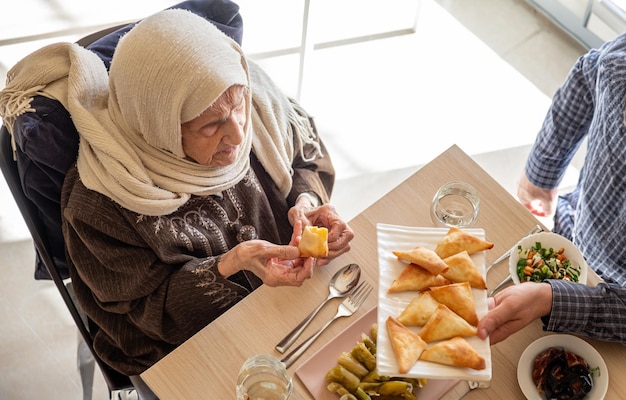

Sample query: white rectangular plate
[295,306,459,399]
[376,223,492,382]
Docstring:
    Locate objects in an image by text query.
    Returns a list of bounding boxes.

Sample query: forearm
[287,119,335,206]
[289,166,332,206]
[544,280,626,344]
[525,55,595,189]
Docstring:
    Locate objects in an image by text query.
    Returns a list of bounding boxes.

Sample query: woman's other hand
[218,236,316,287]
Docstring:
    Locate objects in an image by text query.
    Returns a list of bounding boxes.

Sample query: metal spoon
[275,263,361,353]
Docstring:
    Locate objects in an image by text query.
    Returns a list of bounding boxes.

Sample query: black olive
[535,347,593,400]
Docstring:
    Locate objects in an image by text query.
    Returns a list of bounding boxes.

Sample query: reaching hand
[477,282,552,345]
[516,173,558,217]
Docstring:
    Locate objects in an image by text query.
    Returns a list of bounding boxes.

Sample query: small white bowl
[517,334,608,400]
[508,232,588,285]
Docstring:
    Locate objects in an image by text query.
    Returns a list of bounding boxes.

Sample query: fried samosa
[417,304,477,343]
[442,250,487,290]
[393,246,449,275]
[419,336,486,370]
[397,291,440,326]
[388,264,451,293]
[299,225,329,257]
[386,316,427,374]
[434,227,494,259]
[427,282,479,326]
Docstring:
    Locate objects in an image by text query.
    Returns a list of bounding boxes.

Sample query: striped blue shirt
[525,33,626,286]
[544,280,626,343]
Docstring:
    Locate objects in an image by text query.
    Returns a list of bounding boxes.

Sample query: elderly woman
[0,9,353,375]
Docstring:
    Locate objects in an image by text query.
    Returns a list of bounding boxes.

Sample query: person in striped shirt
[479,32,626,345]
[517,32,626,287]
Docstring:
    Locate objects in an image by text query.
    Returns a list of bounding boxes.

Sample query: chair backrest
[0,124,134,391]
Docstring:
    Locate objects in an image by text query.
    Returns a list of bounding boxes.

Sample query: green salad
[515,241,581,283]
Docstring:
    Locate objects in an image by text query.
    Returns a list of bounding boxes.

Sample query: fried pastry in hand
[434,227,494,259]
[299,225,328,257]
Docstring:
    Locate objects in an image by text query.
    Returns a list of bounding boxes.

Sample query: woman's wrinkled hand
[220,235,316,287]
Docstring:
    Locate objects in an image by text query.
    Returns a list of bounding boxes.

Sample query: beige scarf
[0,9,321,216]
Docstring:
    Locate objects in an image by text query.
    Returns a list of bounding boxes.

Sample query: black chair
[0,125,151,399]
[0,24,158,400]
[0,22,121,398]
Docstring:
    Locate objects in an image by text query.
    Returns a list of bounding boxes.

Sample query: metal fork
[487,225,545,296]
[488,275,512,297]
[485,224,543,275]
[280,281,372,368]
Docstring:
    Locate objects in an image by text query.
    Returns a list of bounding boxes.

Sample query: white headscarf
[0,9,321,216]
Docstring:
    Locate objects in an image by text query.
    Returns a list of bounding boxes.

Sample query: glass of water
[430,181,480,228]
[236,354,293,400]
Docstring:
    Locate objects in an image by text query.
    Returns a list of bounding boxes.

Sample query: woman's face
[181,86,246,167]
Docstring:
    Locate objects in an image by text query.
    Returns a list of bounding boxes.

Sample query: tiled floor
[0,0,588,398]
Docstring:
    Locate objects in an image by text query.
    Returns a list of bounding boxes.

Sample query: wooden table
[141,144,624,399]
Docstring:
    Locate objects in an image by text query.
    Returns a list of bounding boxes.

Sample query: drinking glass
[430,181,480,228]
[236,354,293,400]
